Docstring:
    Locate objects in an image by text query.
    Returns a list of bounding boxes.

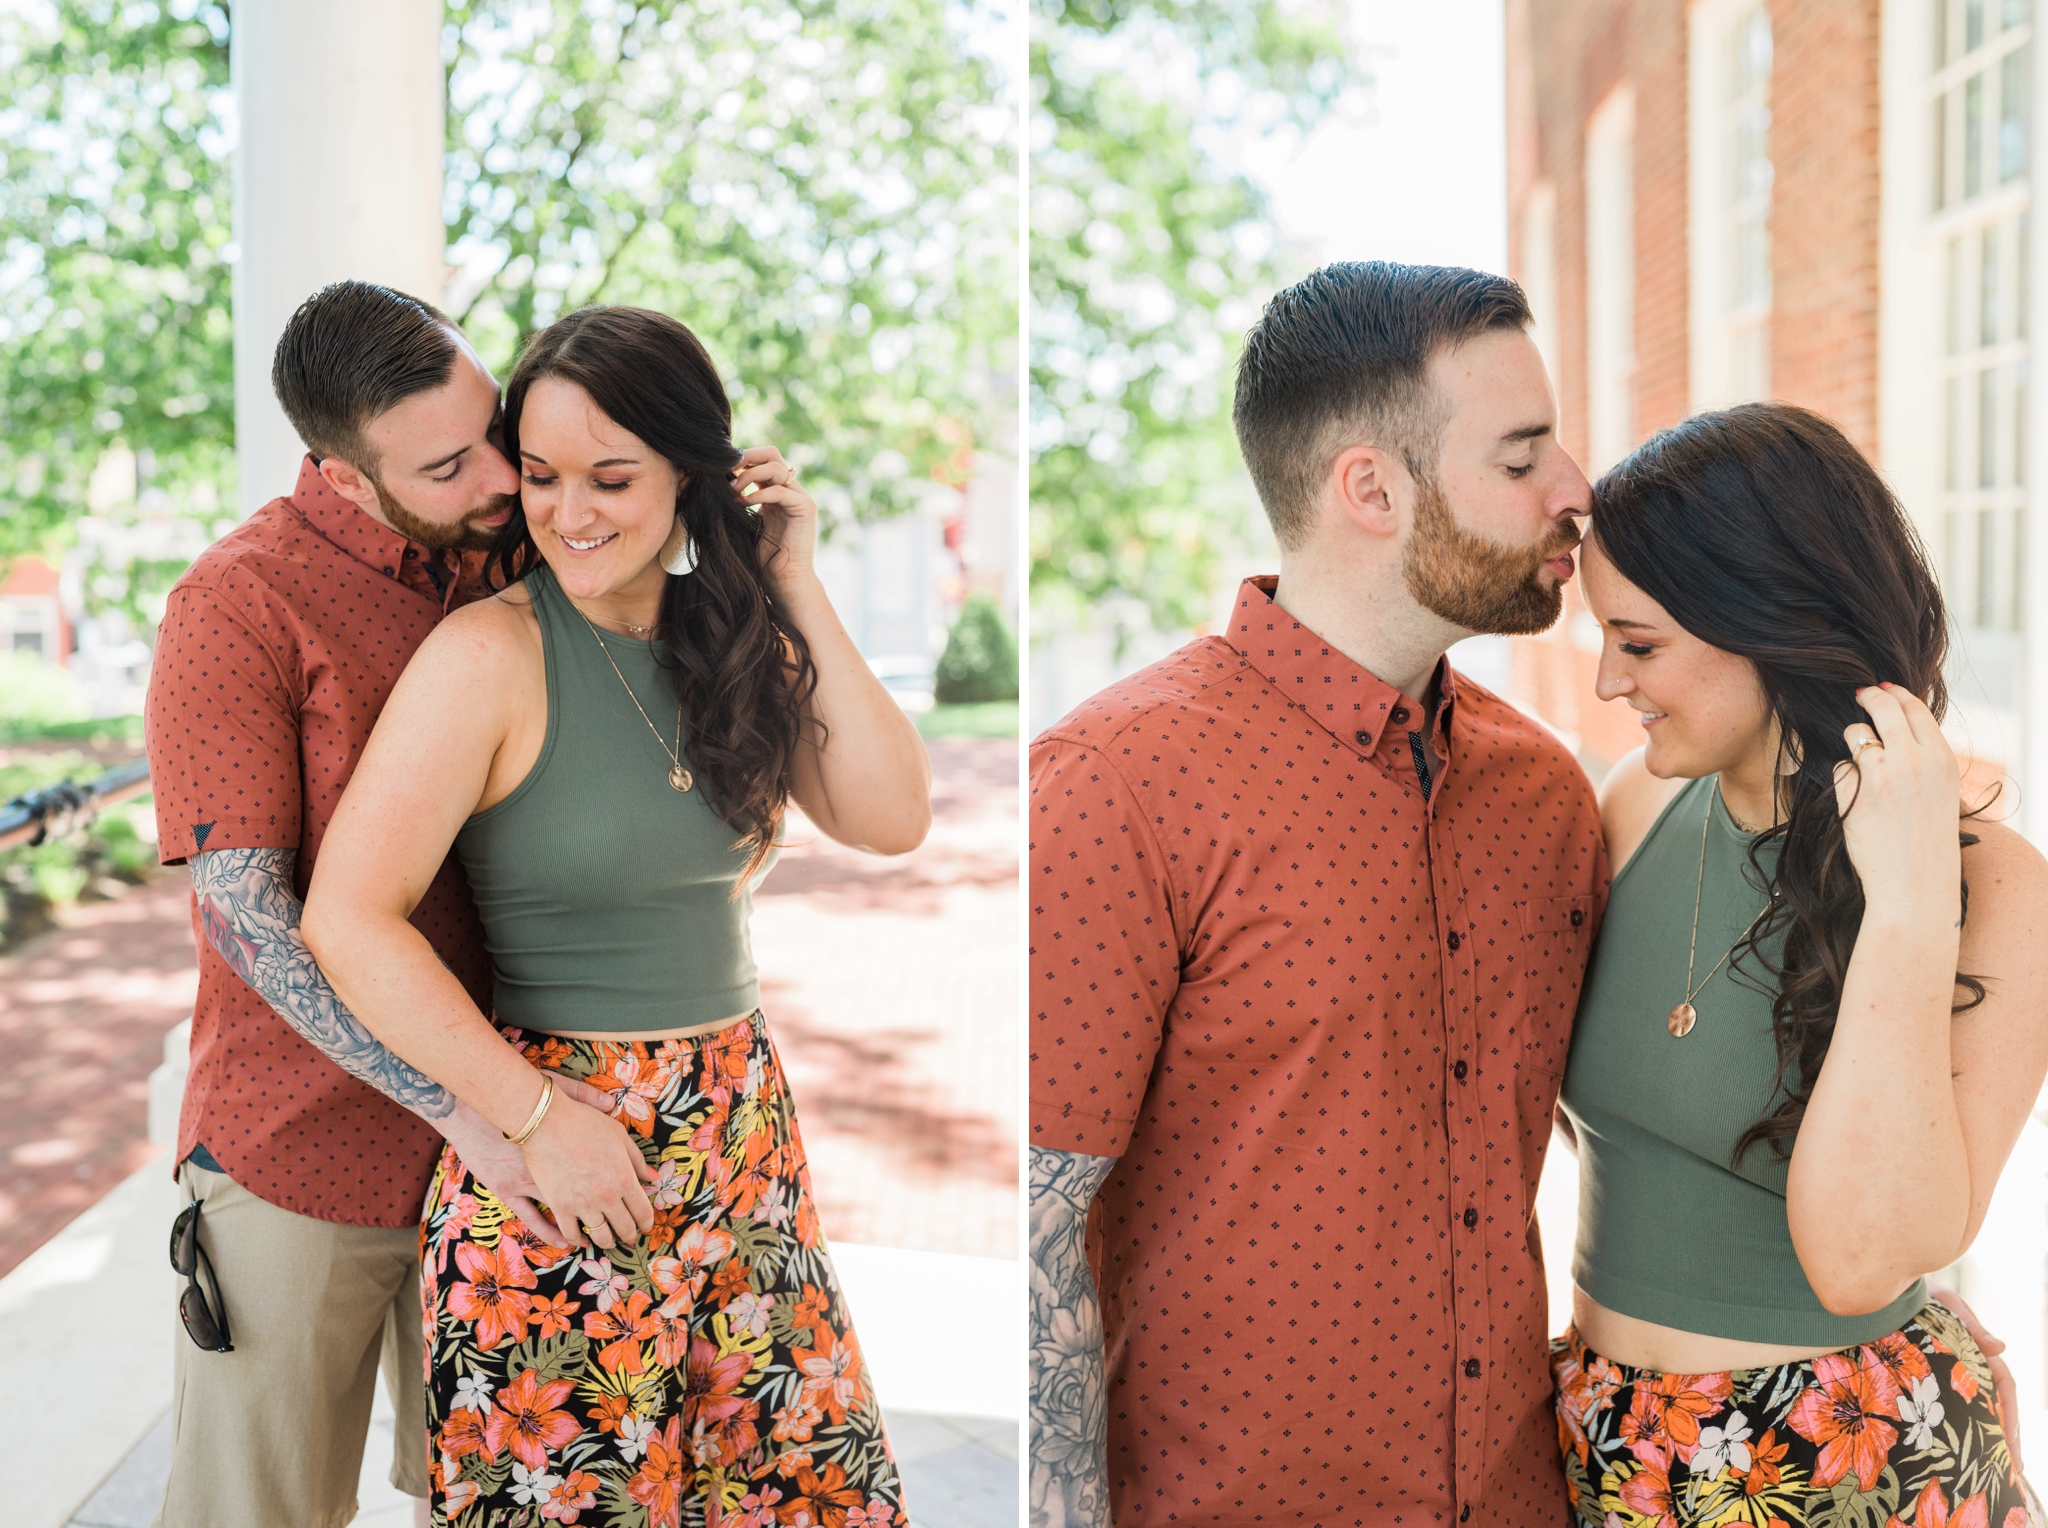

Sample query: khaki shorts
[153,1160,429,1528]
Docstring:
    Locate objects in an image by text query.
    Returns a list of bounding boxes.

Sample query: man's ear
[1329,443,1408,541]
[317,454,380,513]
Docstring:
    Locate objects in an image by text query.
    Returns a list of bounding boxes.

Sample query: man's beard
[1401,475,1577,636]
[371,476,513,553]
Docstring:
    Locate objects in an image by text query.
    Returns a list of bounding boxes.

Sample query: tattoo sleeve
[1030,1144,1116,1528]
[189,846,455,1120]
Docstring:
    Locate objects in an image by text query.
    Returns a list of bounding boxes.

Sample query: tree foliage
[1030,0,1352,636]
[0,0,1012,576]
[0,0,235,556]
[443,0,1016,527]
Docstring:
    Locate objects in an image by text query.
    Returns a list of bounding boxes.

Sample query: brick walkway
[0,735,1018,1278]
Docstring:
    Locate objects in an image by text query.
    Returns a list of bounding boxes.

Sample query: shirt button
[1447,930,1462,950]
[1461,1507,1472,1523]
[1390,706,1409,725]
[1464,1358,1482,1378]
[1453,1060,1468,1081]
[1463,1207,1478,1229]
[1571,907,1585,927]
[1354,729,1370,748]
[382,565,395,576]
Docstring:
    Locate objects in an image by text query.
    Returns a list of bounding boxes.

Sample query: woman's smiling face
[516,375,683,603]
[1581,533,1773,779]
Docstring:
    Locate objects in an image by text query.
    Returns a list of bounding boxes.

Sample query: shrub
[934,592,1018,705]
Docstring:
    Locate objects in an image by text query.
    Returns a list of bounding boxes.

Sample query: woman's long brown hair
[1591,402,1984,1163]
[489,305,817,884]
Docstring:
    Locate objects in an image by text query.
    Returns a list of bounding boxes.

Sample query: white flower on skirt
[1690,1410,1753,1481]
[579,1257,631,1313]
[1898,1374,1946,1449]
[510,1461,562,1505]
[618,1410,658,1463]
[745,1054,765,1097]
[451,1374,494,1415]
[753,1180,792,1227]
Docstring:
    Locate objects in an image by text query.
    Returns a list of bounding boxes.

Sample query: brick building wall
[1505,0,1884,772]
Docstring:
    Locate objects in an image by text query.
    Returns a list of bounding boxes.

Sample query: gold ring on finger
[1853,738,1884,762]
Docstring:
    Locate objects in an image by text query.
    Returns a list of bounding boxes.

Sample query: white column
[231,0,447,519]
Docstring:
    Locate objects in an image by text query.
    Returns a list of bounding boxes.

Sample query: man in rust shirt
[143,281,563,1527]
[1029,263,1609,1526]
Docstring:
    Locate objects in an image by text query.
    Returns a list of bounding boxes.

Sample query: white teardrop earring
[658,511,697,576]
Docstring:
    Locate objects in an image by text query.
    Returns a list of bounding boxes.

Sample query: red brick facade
[1506,0,1884,773]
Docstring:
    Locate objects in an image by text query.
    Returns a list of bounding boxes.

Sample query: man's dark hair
[1233,262,1533,548]
[271,281,461,472]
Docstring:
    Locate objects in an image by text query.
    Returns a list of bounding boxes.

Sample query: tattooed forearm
[1030,1145,1116,1528]
[190,847,455,1120]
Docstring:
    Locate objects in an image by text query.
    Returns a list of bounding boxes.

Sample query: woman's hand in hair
[733,444,816,591]
[1832,684,1964,927]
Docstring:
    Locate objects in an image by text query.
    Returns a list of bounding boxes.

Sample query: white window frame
[1689,0,1774,409]
[1585,87,1637,473]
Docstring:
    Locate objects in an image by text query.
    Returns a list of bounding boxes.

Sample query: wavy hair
[489,306,816,884]
[1591,402,1984,1163]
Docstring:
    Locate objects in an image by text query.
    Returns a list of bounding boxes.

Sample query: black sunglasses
[169,1200,234,1353]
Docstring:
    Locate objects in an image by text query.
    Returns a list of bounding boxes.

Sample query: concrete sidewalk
[7,1161,1018,1528]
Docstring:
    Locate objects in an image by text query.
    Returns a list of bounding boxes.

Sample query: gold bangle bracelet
[505,1074,555,1145]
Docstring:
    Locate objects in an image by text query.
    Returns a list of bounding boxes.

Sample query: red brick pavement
[0,735,1019,1278]
[0,870,194,1277]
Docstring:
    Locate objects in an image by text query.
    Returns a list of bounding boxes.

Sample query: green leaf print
[501,1331,591,1386]
[599,1473,651,1528]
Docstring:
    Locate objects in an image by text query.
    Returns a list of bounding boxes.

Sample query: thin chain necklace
[1668,786,1773,1037]
[568,601,693,793]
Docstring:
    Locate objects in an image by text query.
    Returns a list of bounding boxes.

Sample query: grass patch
[917,701,1018,739]
[0,714,144,747]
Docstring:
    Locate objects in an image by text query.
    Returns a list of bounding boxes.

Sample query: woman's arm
[302,598,654,1249]
[739,447,933,856]
[1787,685,2048,1314]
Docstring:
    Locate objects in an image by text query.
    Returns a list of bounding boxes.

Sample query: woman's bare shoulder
[406,583,541,678]
[1599,746,1689,874]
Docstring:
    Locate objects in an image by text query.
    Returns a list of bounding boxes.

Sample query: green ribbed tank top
[454,563,769,1032]
[1559,773,1925,1347]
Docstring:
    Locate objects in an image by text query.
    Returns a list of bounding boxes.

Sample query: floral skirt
[420,1013,905,1528]
[1551,1301,2041,1528]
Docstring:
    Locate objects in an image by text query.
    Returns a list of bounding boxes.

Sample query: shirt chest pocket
[1515,893,1600,983]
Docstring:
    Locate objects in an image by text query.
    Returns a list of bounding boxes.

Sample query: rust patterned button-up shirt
[1030,577,1609,1525]
[145,455,493,1227]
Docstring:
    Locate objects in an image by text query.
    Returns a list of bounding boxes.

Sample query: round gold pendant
[669,764,693,793]
[1667,1002,1697,1038]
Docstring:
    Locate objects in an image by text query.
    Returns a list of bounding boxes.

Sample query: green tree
[0,0,236,557]
[442,0,1017,527]
[1030,0,1354,640]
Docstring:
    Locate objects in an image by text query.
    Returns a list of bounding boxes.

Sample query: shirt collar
[1225,575,1456,758]
[289,454,473,612]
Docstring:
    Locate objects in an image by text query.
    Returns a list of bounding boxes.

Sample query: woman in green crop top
[304,306,928,1524]
[1551,402,2048,1527]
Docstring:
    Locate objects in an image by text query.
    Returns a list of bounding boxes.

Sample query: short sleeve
[1028,734,1182,1158]
[145,582,303,865]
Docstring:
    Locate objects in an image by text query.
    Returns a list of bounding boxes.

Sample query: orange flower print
[772,1397,824,1444]
[794,1191,823,1249]
[710,1262,754,1304]
[1952,1361,1981,1403]
[685,1342,763,1468]
[791,1283,832,1336]
[443,1477,482,1517]
[649,1297,692,1370]
[584,1289,658,1374]
[448,1240,537,1351]
[482,1368,580,1474]
[627,1415,686,1528]
[707,1025,751,1087]
[440,1408,488,1462]
[780,1461,863,1526]
[650,1222,738,1317]
[540,1468,600,1524]
[588,1392,633,1437]
[586,1049,667,1138]
[797,1327,865,1424]
[1618,1458,1678,1528]
[531,1290,579,1340]
[1619,1371,1732,1466]
[1742,1428,1789,1496]
[1906,1479,1993,1528]
[1867,1333,1931,1402]
[1787,1351,1901,1492]
[844,1501,899,1528]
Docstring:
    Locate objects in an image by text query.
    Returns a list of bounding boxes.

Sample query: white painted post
[230,0,447,520]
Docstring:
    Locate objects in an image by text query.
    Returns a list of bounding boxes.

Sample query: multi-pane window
[1725,6,1773,399]
[1934,0,2031,643]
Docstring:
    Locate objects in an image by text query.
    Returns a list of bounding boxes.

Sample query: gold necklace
[1668,787,1770,1038]
[569,604,693,793]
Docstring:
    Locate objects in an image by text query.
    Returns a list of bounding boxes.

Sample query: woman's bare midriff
[525,1010,756,1042]
[1572,1285,1869,1374]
